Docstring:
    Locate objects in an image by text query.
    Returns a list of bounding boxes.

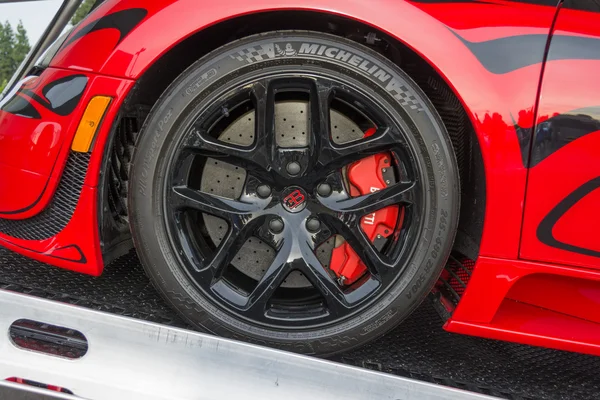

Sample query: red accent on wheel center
[283,189,306,209]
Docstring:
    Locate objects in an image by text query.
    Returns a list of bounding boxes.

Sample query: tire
[129,31,460,356]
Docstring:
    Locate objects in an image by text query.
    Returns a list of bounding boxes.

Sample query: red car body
[1,0,600,356]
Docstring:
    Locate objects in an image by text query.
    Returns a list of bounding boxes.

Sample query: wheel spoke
[198,218,264,285]
[245,239,294,314]
[251,79,276,160]
[171,185,265,219]
[254,77,324,178]
[308,80,334,168]
[318,126,399,171]
[323,216,394,284]
[296,240,351,318]
[181,128,271,176]
[326,180,416,217]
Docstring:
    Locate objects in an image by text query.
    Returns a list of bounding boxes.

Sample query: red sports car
[1,0,599,357]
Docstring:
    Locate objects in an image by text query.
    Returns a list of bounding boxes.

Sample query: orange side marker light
[71,96,112,153]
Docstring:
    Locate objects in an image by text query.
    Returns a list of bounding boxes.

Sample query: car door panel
[521,0,600,269]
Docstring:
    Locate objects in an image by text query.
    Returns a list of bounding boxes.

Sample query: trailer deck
[1,248,598,400]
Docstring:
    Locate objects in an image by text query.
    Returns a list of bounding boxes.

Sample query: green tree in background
[0,22,16,93]
[71,0,95,26]
[0,21,30,93]
[13,22,30,66]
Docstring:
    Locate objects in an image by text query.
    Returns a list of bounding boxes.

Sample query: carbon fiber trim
[0,152,91,240]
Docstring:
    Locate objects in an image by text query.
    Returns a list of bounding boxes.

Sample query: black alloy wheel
[129,31,460,355]
[166,74,422,327]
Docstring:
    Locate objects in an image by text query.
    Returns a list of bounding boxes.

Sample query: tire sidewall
[129,31,460,355]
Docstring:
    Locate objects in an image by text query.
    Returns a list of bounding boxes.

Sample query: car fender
[48,0,558,260]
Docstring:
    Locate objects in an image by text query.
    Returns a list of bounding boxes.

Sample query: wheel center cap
[281,187,307,213]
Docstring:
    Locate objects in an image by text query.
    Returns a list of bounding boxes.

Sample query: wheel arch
[92,3,486,263]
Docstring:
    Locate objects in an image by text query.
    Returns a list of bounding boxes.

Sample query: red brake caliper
[329,128,405,285]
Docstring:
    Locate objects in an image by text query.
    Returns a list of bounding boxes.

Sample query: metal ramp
[0,286,500,400]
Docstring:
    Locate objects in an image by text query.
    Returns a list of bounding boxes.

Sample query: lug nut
[286,161,301,176]
[306,217,321,233]
[269,218,284,234]
[256,184,272,198]
[317,183,332,197]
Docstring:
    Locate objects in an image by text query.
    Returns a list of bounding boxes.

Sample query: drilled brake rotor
[200,101,364,288]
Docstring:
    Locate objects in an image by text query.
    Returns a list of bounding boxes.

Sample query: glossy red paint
[553,188,600,254]
[0,165,55,219]
[0,69,132,219]
[521,6,600,270]
[448,300,600,357]
[451,256,600,323]
[508,274,600,324]
[0,73,134,275]
[447,256,600,357]
[522,132,600,268]
[0,70,76,217]
[4,0,600,357]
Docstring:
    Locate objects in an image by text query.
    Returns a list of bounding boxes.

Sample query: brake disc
[200,101,363,288]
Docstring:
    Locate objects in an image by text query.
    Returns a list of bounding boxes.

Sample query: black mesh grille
[107,117,137,226]
[0,152,91,240]
[437,253,475,304]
